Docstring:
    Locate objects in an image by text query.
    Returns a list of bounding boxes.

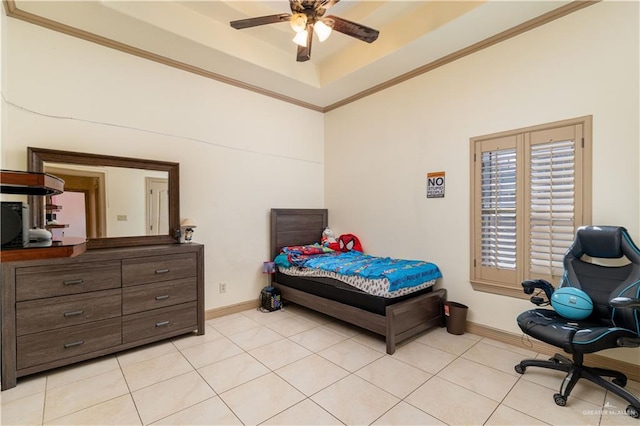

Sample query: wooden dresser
[1,243,204,390]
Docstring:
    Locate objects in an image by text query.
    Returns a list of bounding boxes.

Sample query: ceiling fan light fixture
[230,1,380,62]
[292,29,309,47]
[314,20,332,42]
[290,13,307,32]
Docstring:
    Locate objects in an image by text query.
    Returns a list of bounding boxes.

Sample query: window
[470,116,592,298]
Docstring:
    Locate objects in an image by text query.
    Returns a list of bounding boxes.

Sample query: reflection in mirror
[28,147,179,250]
[44,163,169,239]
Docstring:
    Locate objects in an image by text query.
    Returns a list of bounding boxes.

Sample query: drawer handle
[63,279,84,286]
[155,320,171,327]
[155,269,170,274]
[64,340,85,349]
[63,310,85,318]
[155,295,170,301]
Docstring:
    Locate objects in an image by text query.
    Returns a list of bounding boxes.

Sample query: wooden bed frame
[270,208,447,354]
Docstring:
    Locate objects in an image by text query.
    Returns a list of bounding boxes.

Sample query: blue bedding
[275,250,442,292]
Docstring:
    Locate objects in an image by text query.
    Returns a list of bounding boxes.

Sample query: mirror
[28,147,180,249]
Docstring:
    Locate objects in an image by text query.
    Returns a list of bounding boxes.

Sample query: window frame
[469,116,592,298]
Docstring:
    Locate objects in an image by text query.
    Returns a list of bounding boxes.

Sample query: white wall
[1,17,324,310]
[325,1,639,362]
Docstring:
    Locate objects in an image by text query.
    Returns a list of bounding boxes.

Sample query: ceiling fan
[230,0,380,62]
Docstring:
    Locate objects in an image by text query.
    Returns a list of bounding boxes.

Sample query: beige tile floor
[1,304,639,425]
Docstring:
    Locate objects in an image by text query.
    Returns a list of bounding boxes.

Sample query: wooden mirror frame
[28,147,180,249]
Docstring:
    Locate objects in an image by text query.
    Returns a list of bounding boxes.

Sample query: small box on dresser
[1,243,204,390]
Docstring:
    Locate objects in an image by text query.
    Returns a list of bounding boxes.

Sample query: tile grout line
[19,307,638,426]
[40,375,48,426]
[114,352,145,426]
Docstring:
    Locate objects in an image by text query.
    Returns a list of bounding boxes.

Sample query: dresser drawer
[122,278,197,315]
[16,289,122,336]
[122,253,196,287]
[16,261,121,301]
[17,318,122,370]
[122,302,197,343]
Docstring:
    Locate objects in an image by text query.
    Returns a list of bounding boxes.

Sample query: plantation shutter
[481,148,517,270]
[470,117,591,298]
[526,125,582,283]
[473,135,519,286]
[470,117,590,298]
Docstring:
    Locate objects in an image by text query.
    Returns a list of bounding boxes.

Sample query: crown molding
[323,0,599,112]
[3,1,599,113]
[2,0,323,113]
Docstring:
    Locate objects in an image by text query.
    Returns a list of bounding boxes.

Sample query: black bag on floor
[260,286,282,312]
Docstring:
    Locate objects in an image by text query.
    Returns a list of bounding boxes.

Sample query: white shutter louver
[529,139,575,277]
[481,148,517,270]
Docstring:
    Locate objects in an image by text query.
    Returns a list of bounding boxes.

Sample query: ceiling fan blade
[318,0,340,11]
[325,15,379,43]
[230,13,291,30]
[290,0,304,14]
[296,30,313,62]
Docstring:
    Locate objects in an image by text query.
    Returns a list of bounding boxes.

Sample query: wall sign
[427,171,445,198]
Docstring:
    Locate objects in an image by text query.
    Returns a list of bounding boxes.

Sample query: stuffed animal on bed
[338,233,363,252]
[321,228,340,251]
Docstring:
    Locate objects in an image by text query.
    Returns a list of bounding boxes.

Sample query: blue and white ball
[551,287,594,320]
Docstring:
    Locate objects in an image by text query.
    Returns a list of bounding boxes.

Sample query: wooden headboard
[270,209,328,259]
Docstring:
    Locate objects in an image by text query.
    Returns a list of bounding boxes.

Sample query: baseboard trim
[205,300,259,320]
[467,321,640,382]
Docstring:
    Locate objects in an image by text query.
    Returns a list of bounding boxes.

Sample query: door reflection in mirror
[146,177,169,235]
[44,163,169,238]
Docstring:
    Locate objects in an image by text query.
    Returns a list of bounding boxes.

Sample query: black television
[1,201,29,248]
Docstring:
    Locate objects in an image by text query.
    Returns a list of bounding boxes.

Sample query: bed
[270,208,447,354]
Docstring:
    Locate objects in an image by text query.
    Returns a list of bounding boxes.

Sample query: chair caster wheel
[514,364,526,374]
[612,377,627,387]
[553,393,567,406]
[627,405,640,419]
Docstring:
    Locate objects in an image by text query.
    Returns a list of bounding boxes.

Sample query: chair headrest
[569,226,640,264]
[573,226,624,259]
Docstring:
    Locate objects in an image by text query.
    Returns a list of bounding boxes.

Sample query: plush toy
[322,227,336,243]
[338,233,363,252]
[321,228,340,251]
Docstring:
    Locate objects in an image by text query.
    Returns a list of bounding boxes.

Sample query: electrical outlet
[219,282,227,293]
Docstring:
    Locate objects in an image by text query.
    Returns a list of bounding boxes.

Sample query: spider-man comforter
[277,246,442,292]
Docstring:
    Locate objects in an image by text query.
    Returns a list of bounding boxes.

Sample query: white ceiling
[9,0,588,111]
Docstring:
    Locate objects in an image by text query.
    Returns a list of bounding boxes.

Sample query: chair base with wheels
[515,352,640,418]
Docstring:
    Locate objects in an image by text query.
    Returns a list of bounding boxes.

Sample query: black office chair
[515,226,640,418]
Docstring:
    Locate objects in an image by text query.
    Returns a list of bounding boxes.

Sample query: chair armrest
[522,279,555,304]
[610,297,640,309]
[610,297,640,348]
